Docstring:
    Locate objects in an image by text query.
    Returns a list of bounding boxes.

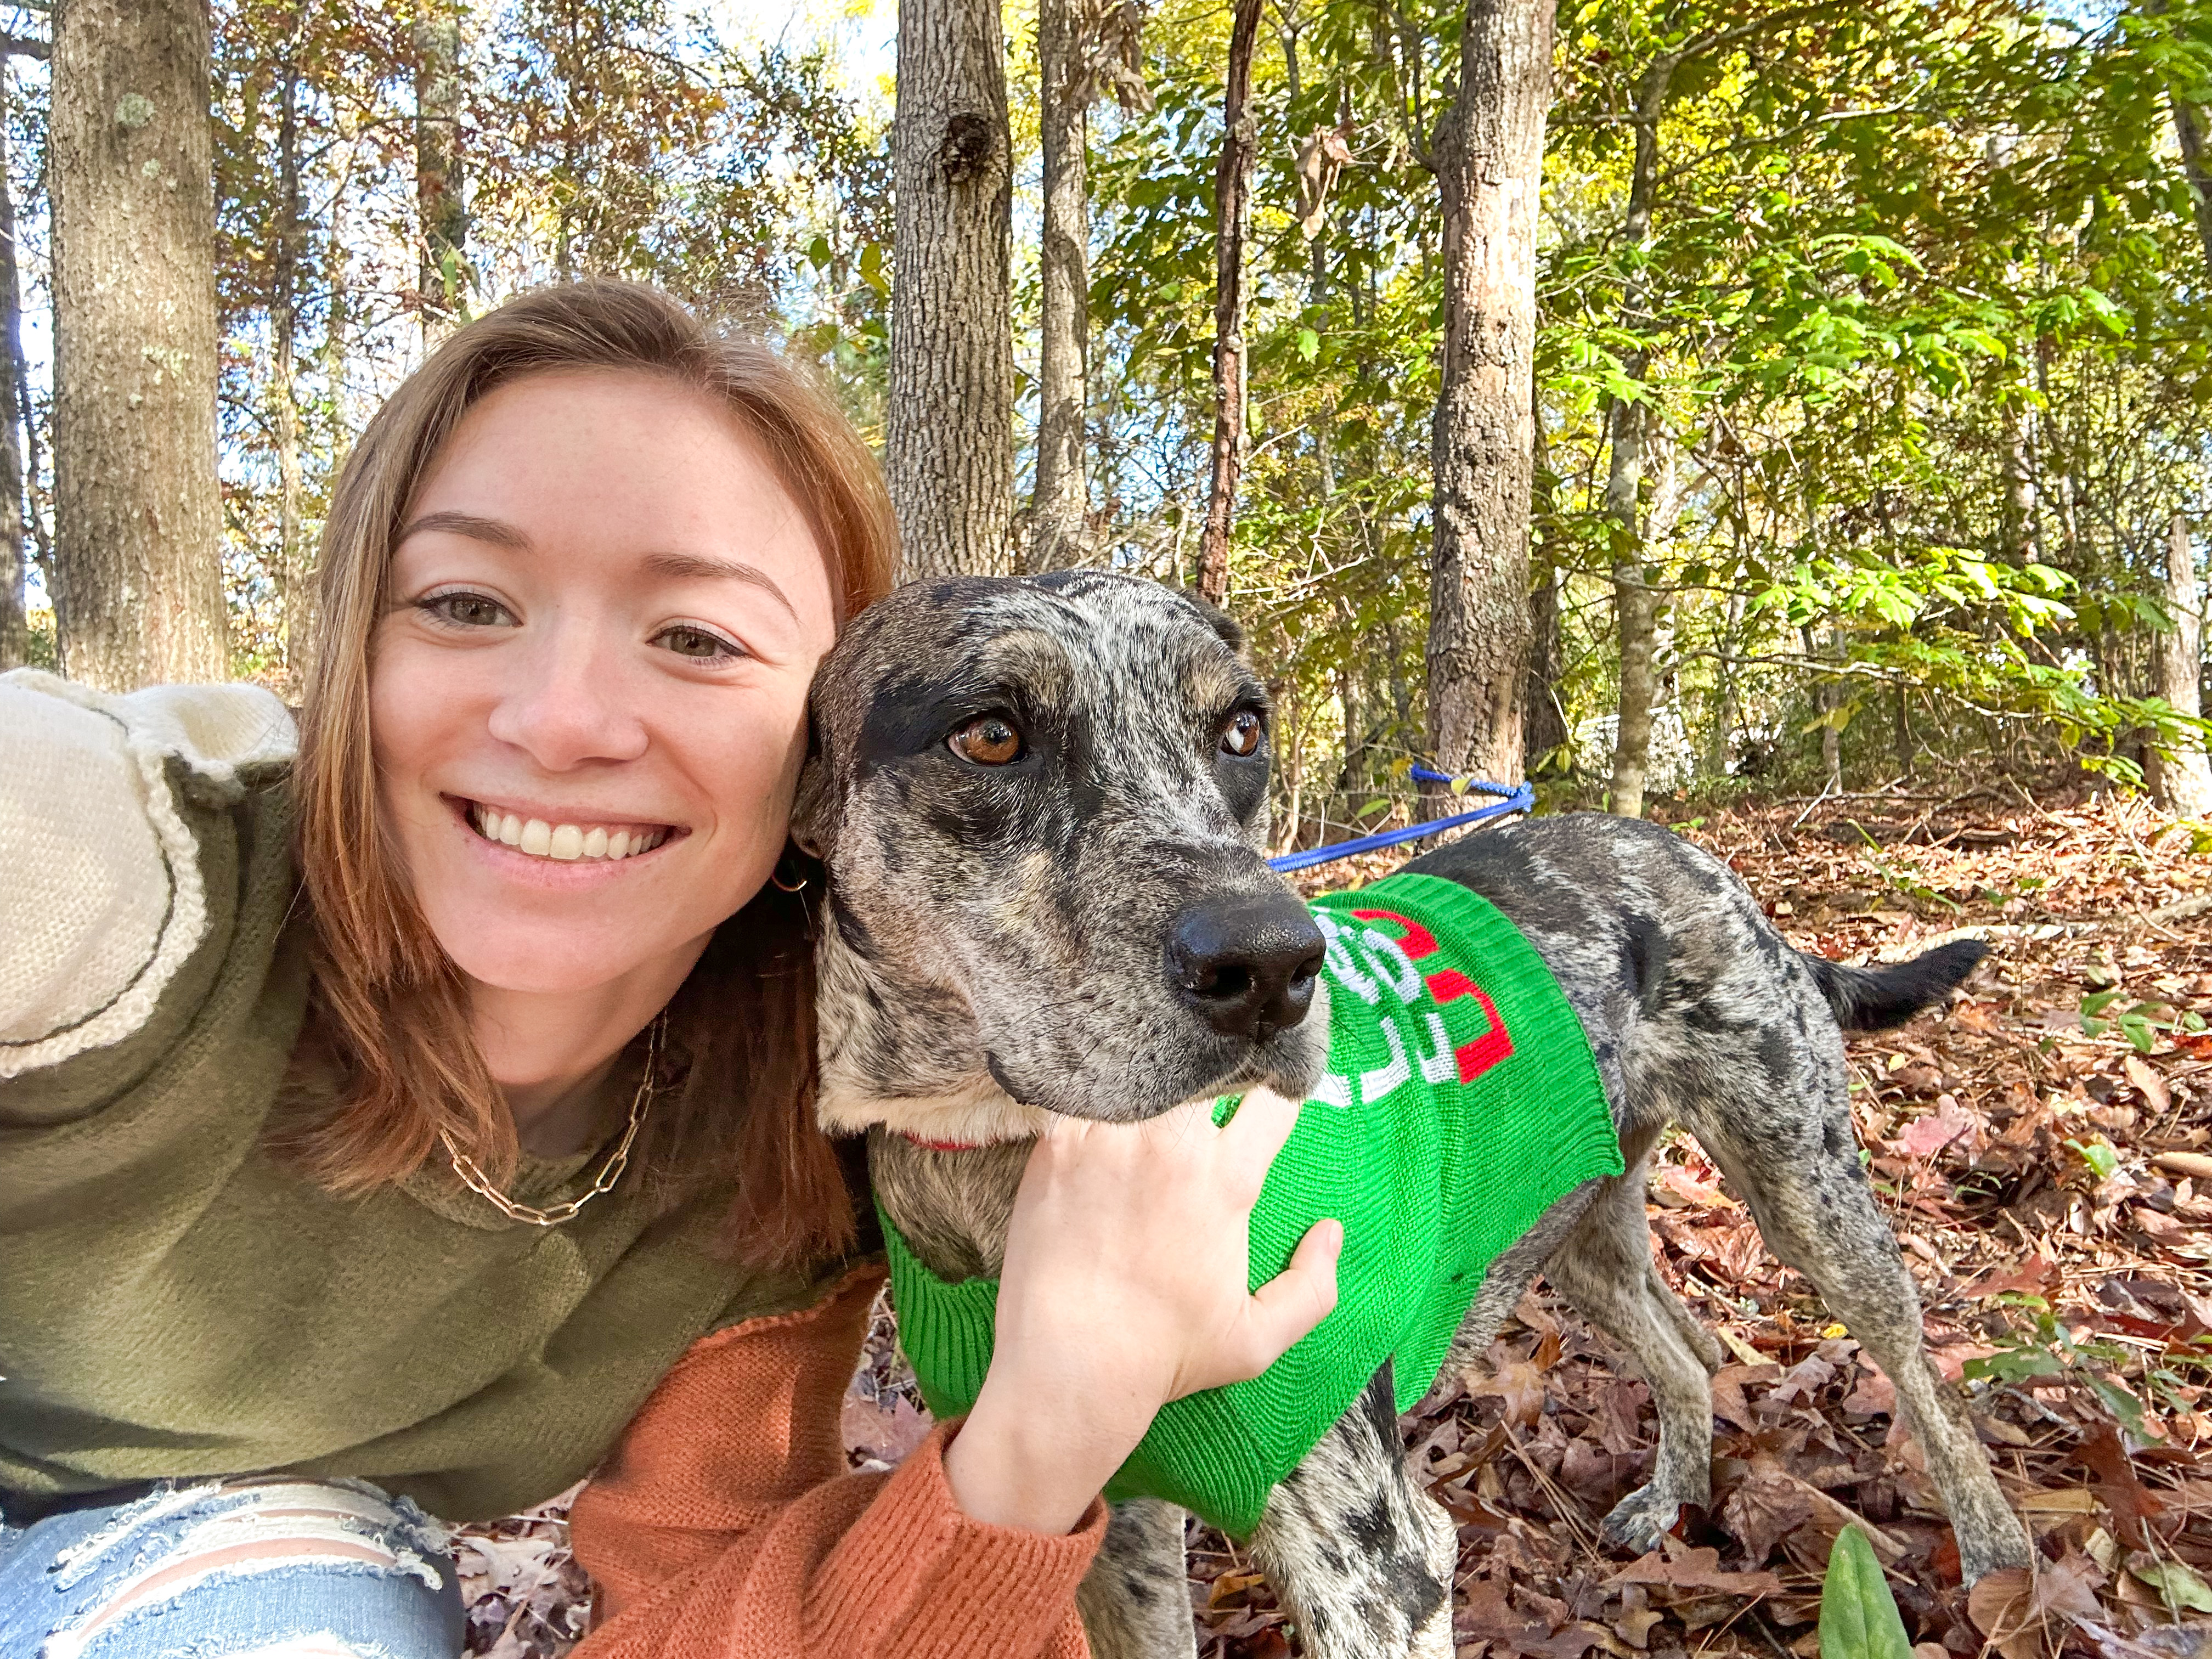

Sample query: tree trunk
[51,0,226,689]
[1593,54,1678,819]
[1803,624,1842,792]
[2172,95,2212,278]
[414,1,464,337]
[1998,392,2037,565]
[887,0,1014,578]
[1335,628,1365,811]
[1606,382,1655,818]
[1195,0,1261,607]
[2152,512,2212,817]
[0,71,27,672]
[1521,401,1566,776]
[1705,589,1744,777]
[1031,0,1089,573]
[272,42,312,690]
[1423,0,1555,794]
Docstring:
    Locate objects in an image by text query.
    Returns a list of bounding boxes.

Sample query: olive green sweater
[0,670,845,1522]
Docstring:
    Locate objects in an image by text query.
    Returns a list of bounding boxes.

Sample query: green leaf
[2081,990,2124,1017]
[1818,1526,1912,1659]
[2129,1559,2212,1613]
[2068,1137,2120,1180]
[1296,327,1320,362]
[806,235,833,270]
[1965,1347,2066,1385]
[2087,1376,2151,1438]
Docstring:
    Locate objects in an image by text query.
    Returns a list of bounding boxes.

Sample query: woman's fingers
[1220,1217,1342,1385]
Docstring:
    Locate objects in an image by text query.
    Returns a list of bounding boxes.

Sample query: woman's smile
[453,794,678,861]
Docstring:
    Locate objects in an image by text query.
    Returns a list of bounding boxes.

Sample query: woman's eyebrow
[641,550,797,620]
[397,509,532,548]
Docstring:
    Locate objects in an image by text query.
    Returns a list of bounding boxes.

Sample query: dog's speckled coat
[795,572,2033,1659]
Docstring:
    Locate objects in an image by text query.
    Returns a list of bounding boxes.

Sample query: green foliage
[2078,992,2209,1051]
[1818,1525,1912,1659]
[117,0,2212,821]
[1964,1293,2171,1435]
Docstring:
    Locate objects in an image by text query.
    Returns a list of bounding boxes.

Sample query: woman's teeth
[472,804,668,861]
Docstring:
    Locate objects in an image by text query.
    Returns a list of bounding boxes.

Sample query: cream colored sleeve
[0,669,295,1079]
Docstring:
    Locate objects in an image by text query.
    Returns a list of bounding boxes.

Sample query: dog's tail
[1802,938,1988,1032]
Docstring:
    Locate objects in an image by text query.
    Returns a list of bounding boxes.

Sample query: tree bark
[1601,54,1672,818]
[1031,0,1089,573]
[1423,0,1555,793]
[1606,381,1656,817]
[414,0,465,337]
[2152,512,2212,817]
[1998,391,2038,565]
[51,0,227,689]
[0,70,27,672]
[1521,403,1566,776]
[2171,95,2212,278]
[1195,0,1261,607]
[887,0,1014,578]
[272,37,312,690]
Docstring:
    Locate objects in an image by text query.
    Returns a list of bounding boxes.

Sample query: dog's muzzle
[1167,893,1326,1041]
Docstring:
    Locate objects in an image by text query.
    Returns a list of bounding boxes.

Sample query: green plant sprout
[1818,1525,1912,1659]
[2078,992,2206,1053]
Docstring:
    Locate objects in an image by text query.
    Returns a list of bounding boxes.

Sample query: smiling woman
[287,294,887,1240]
[0,284,1130,1659]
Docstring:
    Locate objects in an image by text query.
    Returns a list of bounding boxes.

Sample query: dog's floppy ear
[1180,590,1246,655]
[789,712,837,860]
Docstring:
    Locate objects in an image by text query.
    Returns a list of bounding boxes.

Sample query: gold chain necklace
[440,1013,665,1228]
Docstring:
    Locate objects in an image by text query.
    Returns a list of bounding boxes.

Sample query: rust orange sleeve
[569,1266,1104,1659]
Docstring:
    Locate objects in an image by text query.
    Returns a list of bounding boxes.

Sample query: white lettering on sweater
[1311,911,1451,1110]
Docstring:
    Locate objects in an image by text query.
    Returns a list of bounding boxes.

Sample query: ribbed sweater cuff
[834,1419,1106,1656]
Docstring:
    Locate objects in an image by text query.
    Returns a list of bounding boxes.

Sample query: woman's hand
[941,1090,1342,1534]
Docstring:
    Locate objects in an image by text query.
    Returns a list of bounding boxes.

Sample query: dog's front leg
[1076,1498,1198,1659]
[1247,1368,1457,1659]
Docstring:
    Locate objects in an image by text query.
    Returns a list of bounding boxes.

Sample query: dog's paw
[1599,1485,1684,1555]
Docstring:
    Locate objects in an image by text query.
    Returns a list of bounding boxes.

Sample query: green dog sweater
[881,870,1624,1537]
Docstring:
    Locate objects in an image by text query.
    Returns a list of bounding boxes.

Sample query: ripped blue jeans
[0,1477,464,1659]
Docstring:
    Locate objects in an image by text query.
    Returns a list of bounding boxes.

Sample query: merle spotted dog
[793,572,2033,1659]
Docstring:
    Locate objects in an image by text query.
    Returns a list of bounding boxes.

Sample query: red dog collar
[898,1132,986,1153]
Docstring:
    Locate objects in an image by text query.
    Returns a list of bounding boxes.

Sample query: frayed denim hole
[41,1556,437,1659]
[49,1486,222,1591]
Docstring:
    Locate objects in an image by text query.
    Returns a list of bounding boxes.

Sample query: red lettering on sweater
[1424,969,1513,1081]
[1340,907,1511,1082]
[1351,909,1437,961]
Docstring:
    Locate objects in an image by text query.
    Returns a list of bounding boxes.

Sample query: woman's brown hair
[282,280,897,1272]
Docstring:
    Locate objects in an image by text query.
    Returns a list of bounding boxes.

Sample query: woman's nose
[483,624,650,769]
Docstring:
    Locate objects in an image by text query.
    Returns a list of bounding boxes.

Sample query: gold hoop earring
[770,857,810,893]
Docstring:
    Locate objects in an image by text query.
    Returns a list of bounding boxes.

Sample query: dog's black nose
[1167,895,1326,1039]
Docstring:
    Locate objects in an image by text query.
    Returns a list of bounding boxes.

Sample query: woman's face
[370,366,839,997]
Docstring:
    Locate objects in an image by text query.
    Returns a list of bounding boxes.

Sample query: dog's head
[798,571,1329,1133]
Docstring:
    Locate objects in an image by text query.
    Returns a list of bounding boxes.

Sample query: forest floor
[454,788,2212,1659]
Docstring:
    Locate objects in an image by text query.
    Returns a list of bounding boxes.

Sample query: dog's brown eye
[1220,710,1263,758]
[950,715,1024,765]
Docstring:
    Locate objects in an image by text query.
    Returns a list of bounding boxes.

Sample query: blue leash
[1266,770,1534,875]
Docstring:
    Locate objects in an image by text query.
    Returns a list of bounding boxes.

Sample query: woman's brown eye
[950,715,1023,765]
[1221,710,1263,757]
[421,591,514,629]
[660,626,732,660]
